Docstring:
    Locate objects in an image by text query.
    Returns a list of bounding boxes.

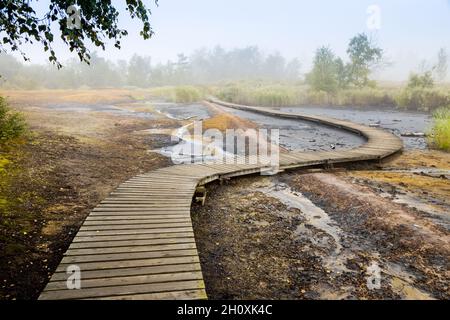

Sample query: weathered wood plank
[83,218,191,226]
[93,289,207,300]
[45,271,204,291]
[66,243,197,255]
[55,256,201,272]
[72,233,194,244]
[49,263,203,281]
[79,222,193,231]
[76,227,194,237]
[39,280,205,300]
[86,215,190,220]
[61,249,199,264]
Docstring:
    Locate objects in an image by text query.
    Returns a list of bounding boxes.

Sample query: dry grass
[0,88,153,106]
[199,113,257,132]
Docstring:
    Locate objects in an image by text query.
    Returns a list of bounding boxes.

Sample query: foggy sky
[9,0,450,81]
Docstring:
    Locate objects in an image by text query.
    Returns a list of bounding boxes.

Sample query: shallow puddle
[43,102,158,119]
[153,102,213,120]
[247,175,440,299]
[251,177,353,274]
[149,122,236,164]
[280,106,432,149]
[221,107,365,152]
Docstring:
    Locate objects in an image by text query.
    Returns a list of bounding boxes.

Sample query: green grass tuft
[429,106,450,151]
[0,96,26,143]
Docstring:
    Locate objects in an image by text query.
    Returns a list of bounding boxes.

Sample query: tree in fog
[210,46,229,80]
[435,48,448,82]
[0,45,307,88]
[77,52,121,87]
[189,48,211,83]
[263,52,286,80]
[346,33,383,87]
[116,60,128,85]
[306,46,340,92]
[233,46,263,79]
[46,58,79,88]
[127,54,151,87]
[0,54,22,82]
[407,71,434,89]
[334,57,349,89]
[174,53,190,84]
[284,58,302,81]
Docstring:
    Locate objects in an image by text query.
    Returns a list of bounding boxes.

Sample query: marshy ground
[191,158,449,299]
[0,90,173,299]
[0,89,448,299]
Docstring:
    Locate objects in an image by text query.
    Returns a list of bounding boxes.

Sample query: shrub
[428,106,450,151]
[305,90,330,105]
[337,88,396,107]
[149,86,205,103]
[213,82,446,111]
[216,83,303,107]
[174,86,203,103]
[0,97,26,143]
[395,88,450,112]
[407,72,434,89]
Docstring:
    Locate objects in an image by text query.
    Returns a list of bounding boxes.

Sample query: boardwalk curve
[39,99,403,300]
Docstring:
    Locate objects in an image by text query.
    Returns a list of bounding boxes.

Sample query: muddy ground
[191,152,449,300]
[0,90,176,299]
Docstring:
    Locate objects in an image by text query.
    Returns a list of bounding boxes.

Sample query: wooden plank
[83,218,191,226]
[39,280,205,300]
[72,233,194,243]
[76,227,194,237]
[70,238,196,250]
[45,271,204,291]
[66,243,197,255]
[92,207,191,211]
[93,206,192,211]
[61,249,198,264]
[93,289,207,300]
[55,256,201,272]
[89,211,191,216]
[49,263,203,281]
[86,215,189,220]
[79,222,192,231]
[107,193,193,197]
[99,201,192,206]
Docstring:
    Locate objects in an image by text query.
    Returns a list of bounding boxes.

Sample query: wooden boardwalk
[39,99,403,300]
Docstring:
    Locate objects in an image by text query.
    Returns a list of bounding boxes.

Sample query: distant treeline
[0,46,302,89]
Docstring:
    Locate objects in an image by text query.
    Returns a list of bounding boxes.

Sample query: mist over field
[0,47,303,88]
[2,0,450,87]
[1,43,448,89]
